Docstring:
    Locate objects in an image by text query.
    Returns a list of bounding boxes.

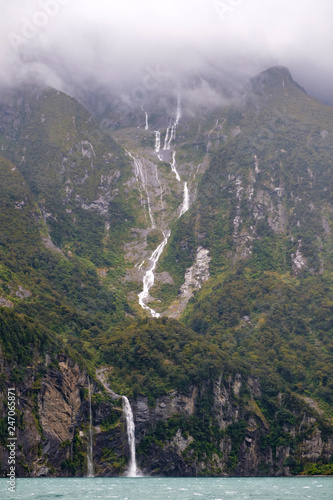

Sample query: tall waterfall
[135,91,189,317]
[87,378,94,477]
[122,396,138,477]
[179,181,189,218]
[138,232,169,318]
[141,107,149,130]
[154,131,161,153]
[165,92,182,150]
[164,127,170,150]
[170,151,181,182]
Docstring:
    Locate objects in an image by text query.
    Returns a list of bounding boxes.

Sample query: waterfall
[154,131,161,153]
[138,232,169,318]
[87,378,94,477]
[165,93,182,150]
[135,92,189,317]
[122,396,138,477]
[170,151,181,182]
[164,127,170,150]
[179,182,189,218]
[141,107,149,130]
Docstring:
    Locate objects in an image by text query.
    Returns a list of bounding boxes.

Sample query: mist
[1,0,333,106]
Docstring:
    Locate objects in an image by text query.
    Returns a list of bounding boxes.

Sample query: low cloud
[1,0,333,105]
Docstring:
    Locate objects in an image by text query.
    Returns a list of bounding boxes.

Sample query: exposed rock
[291,240,307,274]
[0,296,13,308]
[166,247,211,319]
[15,286,31,299]
[42,236,64,255]
[155,271,175,285]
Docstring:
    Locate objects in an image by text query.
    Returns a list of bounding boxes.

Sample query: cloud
[1,0,333,104]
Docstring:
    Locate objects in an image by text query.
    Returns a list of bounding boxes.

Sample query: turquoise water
[1,477,333,499]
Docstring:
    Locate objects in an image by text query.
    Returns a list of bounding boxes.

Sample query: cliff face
[134,374,333,477]
[0,355,126,477]
[0,354,332,477]
[1,68,333,478]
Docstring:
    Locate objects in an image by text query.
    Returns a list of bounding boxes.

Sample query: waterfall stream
[87,378,94,477]
[135,92,189,317]
[154,131,161,153]
[138,231,170,318]
[170,151,181,182]
[122,396,138,477]
[179,181,189,218]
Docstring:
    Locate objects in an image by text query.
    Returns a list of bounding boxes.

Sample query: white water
[155,131,162,160]
[122,396,138,477]
[170,152,189,218]
[87,378,94,478]
[127,151,155,228]
[141,107,149,130]
[164,127,170,150]
[179,181,189,218]
[138,231,169,318]
[154,131,161,153]
[170,151,181,182]
[137,92,188,317]
[166,92,182,150]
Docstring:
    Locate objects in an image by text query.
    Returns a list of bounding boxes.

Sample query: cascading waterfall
[166,92,182,150]
[170,151,181,182]
[164,127,170,150]
[136,92,190,318]
[137,92,188,317]
[179,181,189,218]
[170,153,189,218]
[87,378,94,478]
[141,107,149,130]
[122,396,138,477]
[154,131,161,153]
[155,131,162,160]
[138,232,170,318]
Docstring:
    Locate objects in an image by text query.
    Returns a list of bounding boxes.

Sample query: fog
[1,0,333,105]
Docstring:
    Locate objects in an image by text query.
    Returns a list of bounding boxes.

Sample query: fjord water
[1,477,333,499]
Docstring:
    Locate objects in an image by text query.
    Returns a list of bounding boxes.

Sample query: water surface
[1,477,333,499]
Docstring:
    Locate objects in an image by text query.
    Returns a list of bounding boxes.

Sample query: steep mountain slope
[1,67,333,477]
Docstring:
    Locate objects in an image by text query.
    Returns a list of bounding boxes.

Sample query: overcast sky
[1,0,333,104]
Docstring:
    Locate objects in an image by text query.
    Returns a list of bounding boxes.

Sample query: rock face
[0,355,126,477]
[132,375,333,477]
[167,247,211,318]
[1,356,332,478]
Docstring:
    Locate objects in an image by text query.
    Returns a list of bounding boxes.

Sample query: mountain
[0,67,333,477]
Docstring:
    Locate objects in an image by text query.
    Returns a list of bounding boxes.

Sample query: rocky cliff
[1,67,333,478]
[1,356,332,477]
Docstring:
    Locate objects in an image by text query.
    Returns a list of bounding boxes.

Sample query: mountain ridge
[1,66,333,477]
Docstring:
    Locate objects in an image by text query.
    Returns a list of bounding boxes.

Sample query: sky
[1,0,333,104]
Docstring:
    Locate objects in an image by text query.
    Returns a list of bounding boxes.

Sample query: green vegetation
[1,71,333,476]
[97,318,224,400]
